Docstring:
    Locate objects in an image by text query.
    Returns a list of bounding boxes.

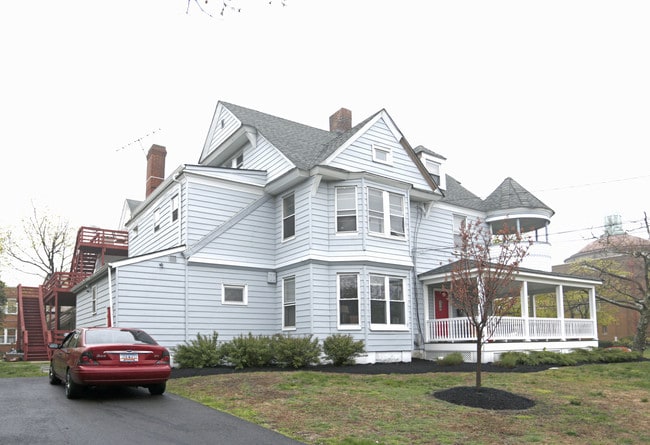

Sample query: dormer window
[372,144,393,164]
[426,159,441,185]
[230,152,244,169]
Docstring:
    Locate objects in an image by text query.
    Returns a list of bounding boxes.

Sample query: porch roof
[418,261,601,292]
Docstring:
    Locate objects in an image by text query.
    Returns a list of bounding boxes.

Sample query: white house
[71,101,600,363]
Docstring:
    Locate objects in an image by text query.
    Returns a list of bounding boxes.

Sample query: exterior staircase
[16,227,129,360]
[17,286,49,361]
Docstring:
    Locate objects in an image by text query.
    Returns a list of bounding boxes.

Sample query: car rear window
[85,329,157,345]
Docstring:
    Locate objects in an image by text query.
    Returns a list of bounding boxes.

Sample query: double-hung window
[171,194,179,222]
[1,328,16,344]
[4,298,17,315]
[283,276,296,329]
[337,273,359,327]
[368,188,405,237]
[370,275,406,327]
[283,194,295,240]
[154,208,161,232]
[335,186,357,233]
[91,286,97,314]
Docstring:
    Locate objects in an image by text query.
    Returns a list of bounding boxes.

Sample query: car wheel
[148,382,166,396]
[65,369,82,399]
[48,362,61,385]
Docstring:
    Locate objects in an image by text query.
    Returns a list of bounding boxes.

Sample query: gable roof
[220,102,439,193]
[220,102,341,170]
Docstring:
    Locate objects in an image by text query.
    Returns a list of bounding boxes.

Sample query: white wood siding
[328,118,431,191]
[200,104,240,162]
[245,134,294,182]
[186,178,263,246]
[76,276,113,328]
[193,197,276,267]
[186,263,279,341]
[128,183,184,257]
[113,256,187,348]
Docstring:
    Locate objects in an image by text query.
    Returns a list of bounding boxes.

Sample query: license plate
[120,353,138,363]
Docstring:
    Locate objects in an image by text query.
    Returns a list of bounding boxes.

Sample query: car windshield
[85,329,157,345]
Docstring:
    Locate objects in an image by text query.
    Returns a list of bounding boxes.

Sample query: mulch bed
[170,358,551,379]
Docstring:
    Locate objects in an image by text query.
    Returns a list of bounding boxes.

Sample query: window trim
[282,193,296,241]
[222,283,248,305]
[367,188,405,238]
[372,143,393,165]
[153,208,161,232]
[4,298,17,315]
[335,186,358,234]
[337,273,361,330]
[171,194,179,222]
[91,286,97,315]
[1,328,17,344]
[282,276,296,330]
[369,274,408,331]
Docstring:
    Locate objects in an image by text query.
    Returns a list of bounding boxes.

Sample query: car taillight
[78,351,99,366]
[156,349,170,365]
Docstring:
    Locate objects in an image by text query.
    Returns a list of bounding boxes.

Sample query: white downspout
[107,265,114,327]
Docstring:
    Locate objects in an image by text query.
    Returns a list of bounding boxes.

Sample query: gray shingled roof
[221,102,378,170]
[442,176,552,215]
[442,175,485,211]
[482,177,552,213]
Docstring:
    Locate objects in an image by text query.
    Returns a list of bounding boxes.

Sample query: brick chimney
[145,144,167,198]
[329,108,352,134]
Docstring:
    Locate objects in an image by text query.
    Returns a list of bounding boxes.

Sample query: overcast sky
[1,0,649,286]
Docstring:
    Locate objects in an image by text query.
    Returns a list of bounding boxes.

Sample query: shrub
[272,334,321,368]
[220,333,274,370]
[495,351,529,368]
[323,334,365,366]
[437,353,464,366]
[172,332,221,368]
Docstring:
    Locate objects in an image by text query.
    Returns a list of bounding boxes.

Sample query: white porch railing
[426,317,596,343]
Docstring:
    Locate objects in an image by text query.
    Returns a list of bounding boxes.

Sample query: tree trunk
[475,331,482,389]
[632,308,649,352]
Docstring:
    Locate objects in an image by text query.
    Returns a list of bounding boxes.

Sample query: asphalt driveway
[1,377,304,445]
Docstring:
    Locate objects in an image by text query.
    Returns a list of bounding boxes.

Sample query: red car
[48,327,171,399]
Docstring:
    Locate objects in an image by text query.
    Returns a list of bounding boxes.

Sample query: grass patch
[0,361,47,378]
[168,359,650,445]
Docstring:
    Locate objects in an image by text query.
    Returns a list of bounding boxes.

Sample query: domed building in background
[554,215,650,345]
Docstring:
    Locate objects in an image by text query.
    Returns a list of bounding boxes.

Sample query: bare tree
[572,226,650,352]
[0,279,6,326]
[186,0,287,18]
[1,203,74,282]
[445,219,531,389]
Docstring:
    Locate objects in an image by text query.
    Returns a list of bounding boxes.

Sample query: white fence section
[426,316,596,343]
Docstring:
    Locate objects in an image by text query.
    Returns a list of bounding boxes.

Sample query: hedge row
[172,332,365,369]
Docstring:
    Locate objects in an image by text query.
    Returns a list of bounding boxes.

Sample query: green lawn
[0,360,47,378]
[168,359,650,445]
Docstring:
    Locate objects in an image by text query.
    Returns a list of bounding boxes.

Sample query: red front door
[434,291,449,319]
[434,291,449,336]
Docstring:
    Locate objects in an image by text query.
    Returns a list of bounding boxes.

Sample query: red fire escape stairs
[16,285,49,361]
[19,226,129,360]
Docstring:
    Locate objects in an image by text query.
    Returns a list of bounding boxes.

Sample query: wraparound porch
[426,316,597,343]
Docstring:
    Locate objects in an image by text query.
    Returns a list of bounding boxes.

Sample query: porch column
[589,286,598,340]
[556,285,566,341]
[520,281,531,341]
